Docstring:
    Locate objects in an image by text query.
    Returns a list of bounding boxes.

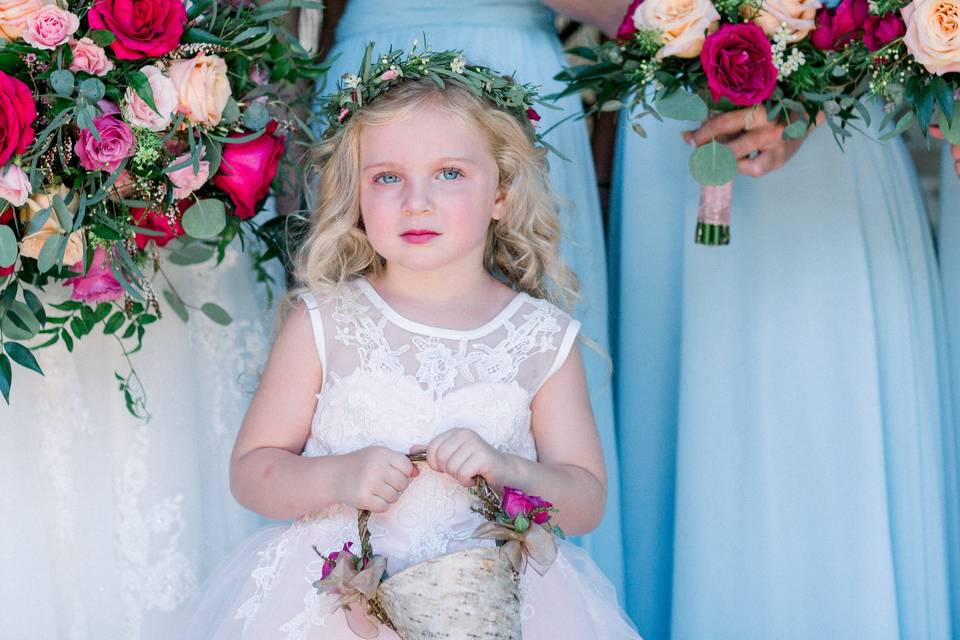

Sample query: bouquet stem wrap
[695,181,733,246]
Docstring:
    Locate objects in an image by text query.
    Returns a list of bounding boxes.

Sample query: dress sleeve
[532,317,582,395]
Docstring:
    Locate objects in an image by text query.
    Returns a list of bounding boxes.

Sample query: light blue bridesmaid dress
[318,0,625,598]
[938,143,960,638]
[610,108,955,639]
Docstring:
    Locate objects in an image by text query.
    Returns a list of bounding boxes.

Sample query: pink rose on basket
[700,23,778,106]
[64,246,123,303]
[862,13,906,51]
[69,37,114,76]
[131,200,186,249]
[75,112,135,172]
[22,5,78,49]
[811,0,869,50]
[501,487,554,526]
[87,0,186,60]
[320,542,356,581]
[212,120,286,220]
[0,70,36,167]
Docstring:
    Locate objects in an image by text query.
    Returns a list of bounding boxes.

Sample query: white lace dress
[186,278,640,639]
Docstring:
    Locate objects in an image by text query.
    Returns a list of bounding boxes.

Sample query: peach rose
[167,53,231,126]
[0,0,51,42]
[747,0,822,42]
[22,4,78,49]
[69,37,114,76]
[167,151,209,199]
[902,0,960,75]
[18,184,83,265]
[633,0,722,58]
[0,164,30,206]
[122,65,177,131]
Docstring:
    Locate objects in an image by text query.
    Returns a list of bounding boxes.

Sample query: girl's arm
[230,304,416,520]
[541,0,633,38]
[424,345,607,536]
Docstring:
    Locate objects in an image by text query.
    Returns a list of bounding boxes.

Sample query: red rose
[862,12,905,51]
[87,0,186,60]
[617,0,644,39]
[526,107,541,122]
[529,495,554,525]
[0,70,36,166]
[131,200,187,249]
[811,0,869,50]
[212,121,286,220]
[0,263,13,276]
[0,206,12,225]
[700,24,778,107]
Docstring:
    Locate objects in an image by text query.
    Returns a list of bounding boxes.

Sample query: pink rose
[321,542,355,581]
[501,487,537,519]
[64,246,123,303]
[69,37,114,76]
[22,5,78,49]
[122,65,177,131]
[811,0,869,50]
[700,23,778,107]
[168,152,210,199]
[131,200,186,249]
[617,0,645,39]
[0,70,36,166]
[528,495,554,525]
[74,113,135,172]
[212,120,286,220]
[86,0,186,60]
[0,0,52,42]
[379,69,399,81]
[863,12,906,50]
[0,164,30,206]
[167,53,232,126]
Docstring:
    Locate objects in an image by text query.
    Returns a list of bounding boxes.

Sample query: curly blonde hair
[293,78,578,310]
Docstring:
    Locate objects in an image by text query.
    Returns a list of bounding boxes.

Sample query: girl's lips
[400,230,440,244]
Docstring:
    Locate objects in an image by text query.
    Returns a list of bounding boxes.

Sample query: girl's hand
[930,126,960,178]
[683,106,822,177]
[340,446,418,513]
[419,428,510,488]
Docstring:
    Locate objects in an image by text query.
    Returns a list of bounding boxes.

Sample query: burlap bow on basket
[313,452,562,640]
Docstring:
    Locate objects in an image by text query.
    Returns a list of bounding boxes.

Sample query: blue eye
[439,168,462,181]
[375,173,400,184]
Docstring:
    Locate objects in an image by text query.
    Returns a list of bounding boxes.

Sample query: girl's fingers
[383,467,411,493]
[372,483,400,505]
[445,446,474,480]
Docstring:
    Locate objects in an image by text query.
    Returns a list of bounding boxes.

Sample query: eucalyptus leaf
[0,354,10,403]
[243,101,270,131]
[4,342,42,375]
[655,91,707,122]
[76,103,100,141]
[103,311,125,335]
[167,242,215,265]
[78,77,105,102]
[182,199,227,239]
[163,289,189,322]
[37,234,66,273]
[128,70,160,115]
[87,29,116,47]
[220,98,240,125]
[49,69,75,97]
[28,206,53,234]
[0,225,16,267]
[3,301,40,340]
[200,302,232,325]
[939,109,960,146]
[688,141,736,186]
[52,194,74,232]
[781,120,808,140]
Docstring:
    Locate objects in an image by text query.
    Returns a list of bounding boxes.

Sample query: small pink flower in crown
[338,107,350,123]
[379,68,399,81]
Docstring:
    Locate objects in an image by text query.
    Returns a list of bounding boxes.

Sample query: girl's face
[358,102,505,275]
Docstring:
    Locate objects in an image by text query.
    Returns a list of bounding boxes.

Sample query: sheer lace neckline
[355,277,527,339]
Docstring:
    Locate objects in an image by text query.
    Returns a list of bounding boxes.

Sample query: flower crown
[318,41,554,151]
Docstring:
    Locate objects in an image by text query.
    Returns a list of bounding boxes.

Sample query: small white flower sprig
[318,40,560,155]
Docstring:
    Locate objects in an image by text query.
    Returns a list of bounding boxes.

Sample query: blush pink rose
[122,65,177,131]
[69,37,114,76]
[64,246,123,303]
[212,120,286,220]
[167,152,210,199]
[700,23,778,106]
[167,53,231,126]
[811,0,869,50]
[0,70,36,166]
[74,112,135,172]
[0,164,30,206]
[130,200,186,249]
[86,0,186,60]
[22,5,78,49]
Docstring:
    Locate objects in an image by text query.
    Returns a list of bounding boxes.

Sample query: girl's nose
[401,179,434,216]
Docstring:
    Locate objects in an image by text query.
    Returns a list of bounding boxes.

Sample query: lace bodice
[294,278,580,573]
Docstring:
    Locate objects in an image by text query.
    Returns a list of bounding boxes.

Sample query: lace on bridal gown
[187,279,642,639]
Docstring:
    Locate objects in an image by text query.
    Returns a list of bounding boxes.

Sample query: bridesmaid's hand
[930,126,960,178]
[418,428,511,488]
[683,106,822,178]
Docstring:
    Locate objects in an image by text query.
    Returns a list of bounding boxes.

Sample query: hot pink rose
[69,37,114,76]
[320,542,355,581]
[617,0,645,39]
[811,0,869,50]
[131,200,186,249]
[526,108,541,122]
[863,12,906,50]
[0,164,30,206]
[502,486,554,525]
[64,246,123,303]
[700,23,778,107]
[0,262,13,276]
[168,152,210,199]
[22,5,78,49]
[528,495,554,525]
[86,0,186,60]
[212,120,286,220]
[0,70,36,167]
[74,112,135,172]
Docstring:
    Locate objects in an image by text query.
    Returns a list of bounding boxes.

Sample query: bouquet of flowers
[553,0,889,245]
[0,0,329,414]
